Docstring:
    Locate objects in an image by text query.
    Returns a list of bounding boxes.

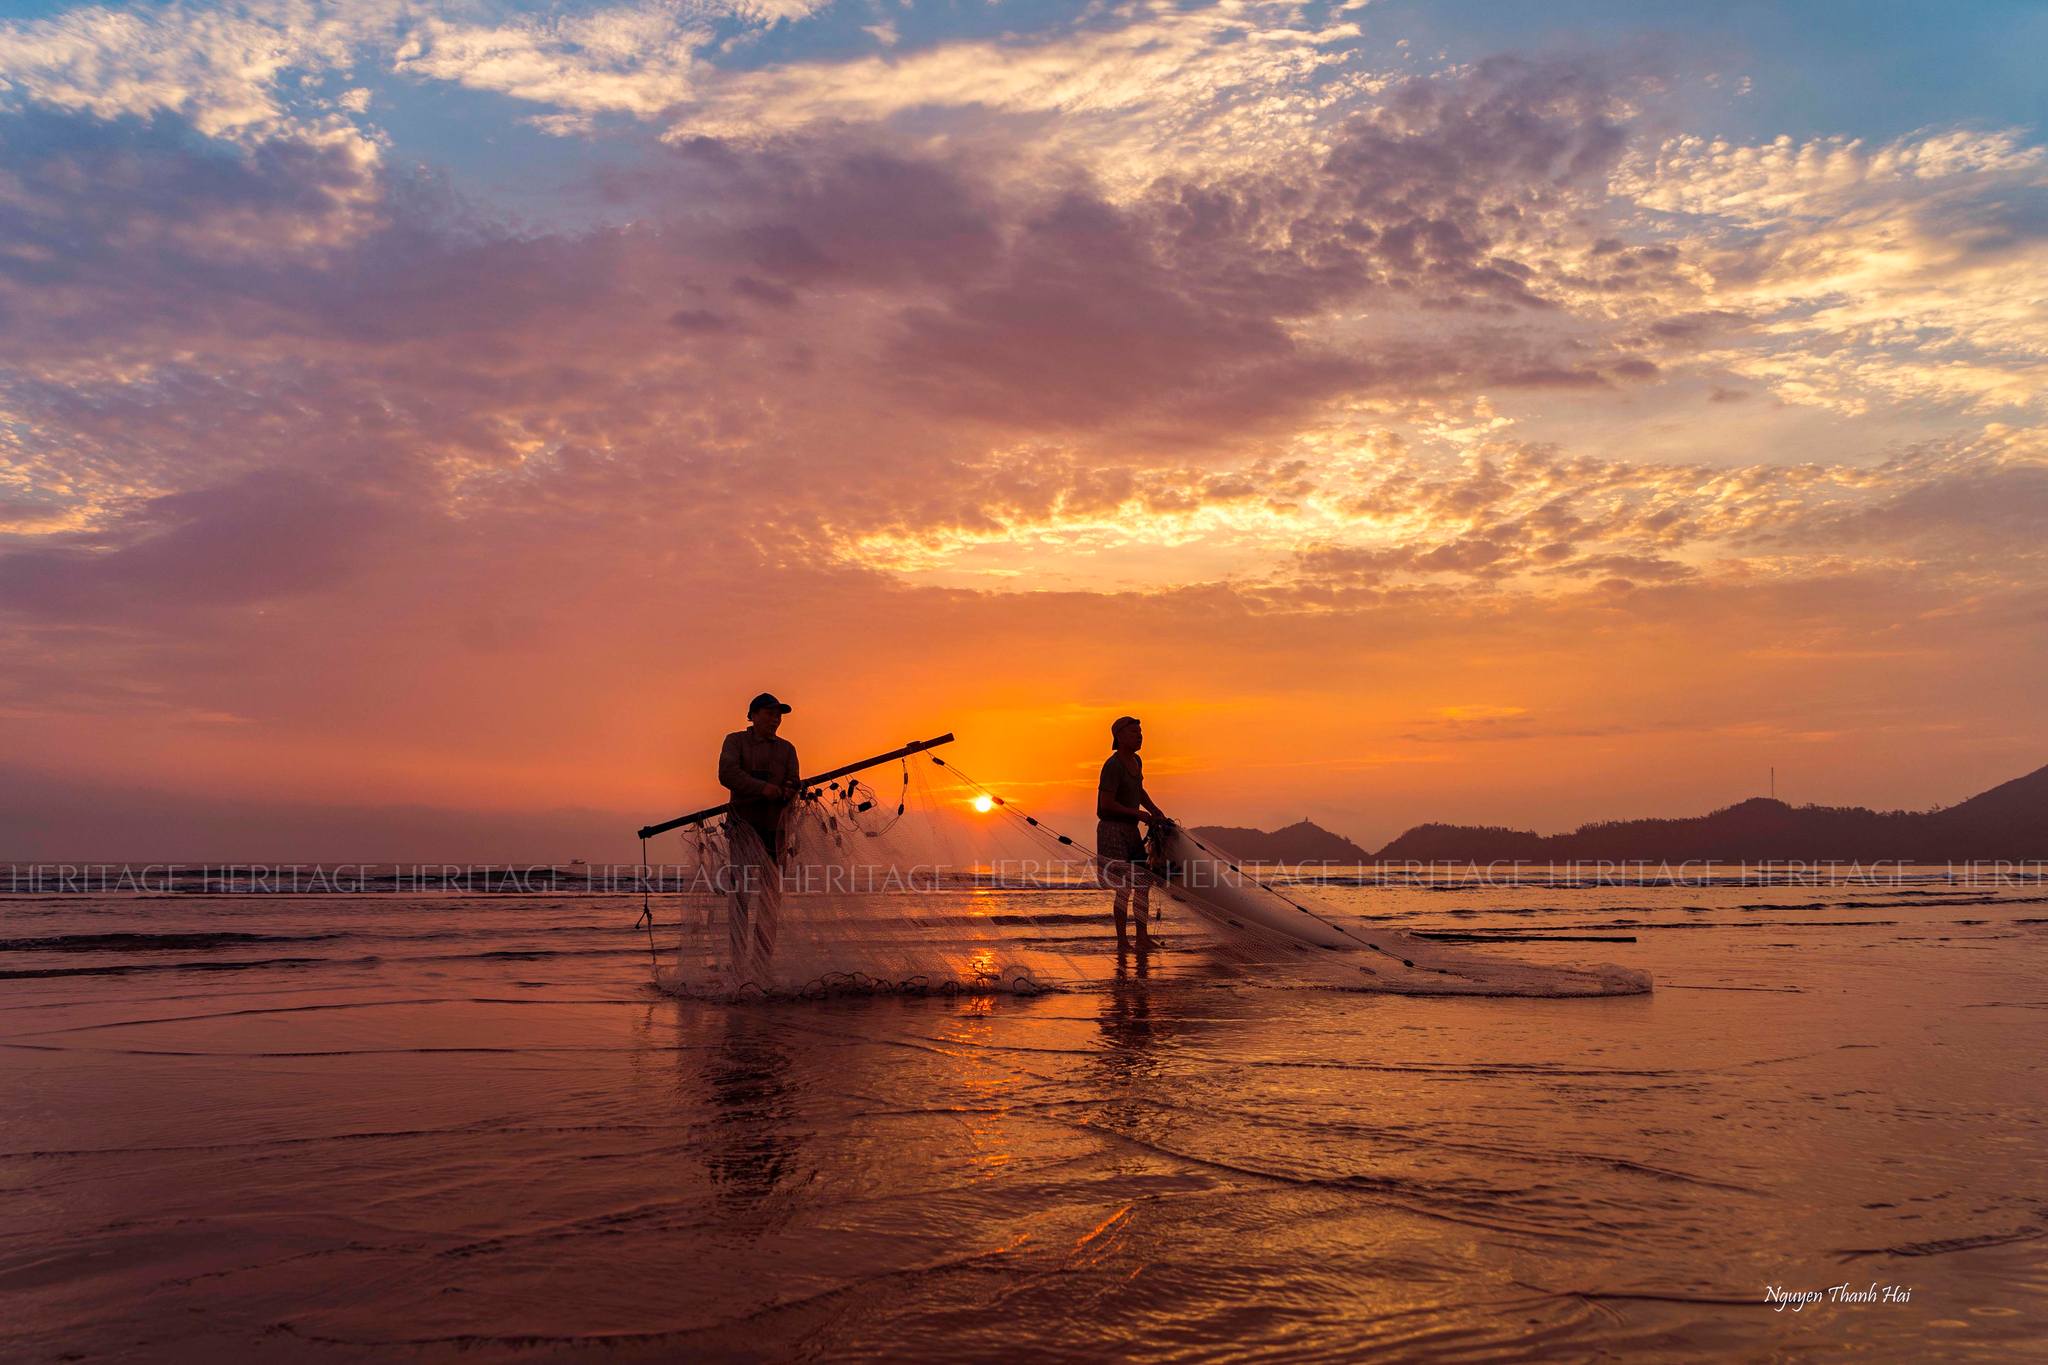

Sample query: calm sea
[3,866,2044,1360]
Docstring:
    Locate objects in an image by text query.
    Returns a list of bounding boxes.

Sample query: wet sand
[3,872,2045,1360]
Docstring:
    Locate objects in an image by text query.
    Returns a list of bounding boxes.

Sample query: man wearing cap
[720,693,801,858]
[718,693,801,978]
[1097,715,1167,952]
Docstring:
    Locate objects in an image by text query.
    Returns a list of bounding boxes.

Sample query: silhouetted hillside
[1367,823,1549,862]
[1373,763,2048,861]
[1189,820,1373,863]
[1928,763,2048,858]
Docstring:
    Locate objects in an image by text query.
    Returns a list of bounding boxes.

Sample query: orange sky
[1,2,2044,858]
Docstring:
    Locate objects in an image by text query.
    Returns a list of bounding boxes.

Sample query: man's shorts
[1094,819,1149,886]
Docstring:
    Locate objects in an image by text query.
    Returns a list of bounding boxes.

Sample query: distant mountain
[1366,823,1549,862]
[1928,762,2048,858]
[1372,763,2048,862]
[1188,819,1373,864]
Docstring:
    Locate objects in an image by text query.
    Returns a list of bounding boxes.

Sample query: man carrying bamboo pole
[717,692,800,981]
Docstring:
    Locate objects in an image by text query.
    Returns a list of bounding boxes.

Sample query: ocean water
[3,868,2045,1361]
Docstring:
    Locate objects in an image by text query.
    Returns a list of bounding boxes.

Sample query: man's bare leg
[724,822,782,986]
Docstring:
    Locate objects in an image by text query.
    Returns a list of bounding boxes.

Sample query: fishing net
[1150,825,1652,998]
[653,756,1087,1000]
[643,748,1651,1001]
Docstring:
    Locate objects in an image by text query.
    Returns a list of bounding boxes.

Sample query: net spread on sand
[646,755,1651,1002]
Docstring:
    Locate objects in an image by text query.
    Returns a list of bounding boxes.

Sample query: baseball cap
[748,692,793,716]
[1111,715,1141,738]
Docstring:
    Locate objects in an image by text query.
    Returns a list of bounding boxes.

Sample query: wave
[0,931,345,953]
[0,955,347,980]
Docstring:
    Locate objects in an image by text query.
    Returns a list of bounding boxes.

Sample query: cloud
[0,106,384,284]
[0,0,399,140]
[670,0,1380,181]
[391,6,710,121]
[1621,127,2044,223]
[1273,424,2048,597]
[0,468,405,620]
[0,49,1679,547]
[0,47,2031,591]
[1615,126,2048,419]
[2,61,2033,616]
[1,5,2044,842]
[0,0,834,150]
[752,54,1664,435]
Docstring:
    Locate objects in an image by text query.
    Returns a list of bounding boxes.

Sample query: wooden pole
[635,732,956,841]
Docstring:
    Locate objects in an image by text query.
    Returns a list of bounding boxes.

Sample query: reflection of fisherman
[717,692,800,980]
[1096,715,1167,953]
[703,1011,798,1212]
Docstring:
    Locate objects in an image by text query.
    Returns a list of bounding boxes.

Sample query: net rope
[927,754,1650,998]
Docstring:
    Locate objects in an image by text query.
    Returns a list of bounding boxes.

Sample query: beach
[4,869,2045,1361]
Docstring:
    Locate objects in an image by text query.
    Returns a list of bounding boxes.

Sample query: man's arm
[1096,763,1121,820]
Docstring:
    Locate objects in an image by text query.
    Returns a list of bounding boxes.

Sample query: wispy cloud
[392,6,712,123]
[1616,127,2048,419]
[669,0,1379,179]
[0,0,401,138]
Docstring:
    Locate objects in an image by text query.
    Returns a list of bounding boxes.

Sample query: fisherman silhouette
[717,692,800,981]
[1096,715,1168,952]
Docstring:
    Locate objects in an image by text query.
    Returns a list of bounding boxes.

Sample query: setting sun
[972,795,996,814]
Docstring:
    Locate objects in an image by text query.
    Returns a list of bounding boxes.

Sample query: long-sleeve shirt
[719,729,800,833]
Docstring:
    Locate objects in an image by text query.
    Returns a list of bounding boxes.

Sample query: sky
[1,0,2044,859]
